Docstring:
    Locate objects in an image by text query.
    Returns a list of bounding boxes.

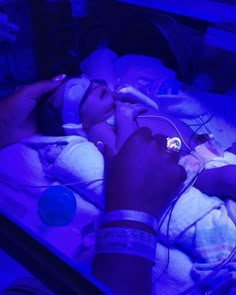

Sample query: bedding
[0,48,236,294]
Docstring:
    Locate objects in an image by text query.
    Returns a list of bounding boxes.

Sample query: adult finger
[152,133,167,149]
[104,128,152,169]
[122,127,153,149]
[17,74,67,101]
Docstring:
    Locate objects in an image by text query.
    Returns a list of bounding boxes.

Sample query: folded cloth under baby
[23,135,105,210]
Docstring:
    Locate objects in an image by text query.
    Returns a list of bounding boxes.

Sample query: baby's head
[37,77,114,136]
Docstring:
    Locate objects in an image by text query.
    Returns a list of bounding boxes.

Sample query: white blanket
[0,138,100,264]
[1,134,235,294]
[154,152,236,294]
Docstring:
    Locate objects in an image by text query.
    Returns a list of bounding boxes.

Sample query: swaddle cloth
[42,139,105,209]
[23,135,105,209]
[159,151,236,293]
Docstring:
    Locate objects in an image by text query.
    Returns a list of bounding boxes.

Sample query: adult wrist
[105,199,160,219]
[101,220,156,235]
[101,209,158,235]
[95,209,159,263]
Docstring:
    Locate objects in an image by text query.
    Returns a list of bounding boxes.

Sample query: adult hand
[93,128,187,295]
[0,74,66,148]
[105,128,186,217]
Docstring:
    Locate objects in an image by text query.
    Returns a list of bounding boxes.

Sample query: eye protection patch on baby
[59,77,91,135]
[62,77,91,124]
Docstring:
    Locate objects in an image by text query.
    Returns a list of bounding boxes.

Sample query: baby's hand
[115,101,146,119]
[115,101,147,151]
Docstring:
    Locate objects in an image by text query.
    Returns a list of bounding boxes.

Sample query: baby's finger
[115,100,132,108]
[133,104,147,117]
[96,141,105,154]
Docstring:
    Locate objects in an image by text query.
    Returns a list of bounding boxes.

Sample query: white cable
[0,178,104,190]
[138,114,192,151]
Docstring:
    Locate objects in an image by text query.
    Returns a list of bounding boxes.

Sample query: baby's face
[80,80,115,129]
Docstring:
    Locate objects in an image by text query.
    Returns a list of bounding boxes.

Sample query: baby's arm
[86,122,117,157]
[194,165,236,200]
[87,102,147,158]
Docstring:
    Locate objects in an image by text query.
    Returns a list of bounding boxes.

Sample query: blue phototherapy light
[38,186,77,226]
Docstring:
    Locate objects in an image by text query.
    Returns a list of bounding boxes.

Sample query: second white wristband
[100,210,158,234]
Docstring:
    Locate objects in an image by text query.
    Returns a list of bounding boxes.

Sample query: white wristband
[101,210,158,234]
[96,227,157,263]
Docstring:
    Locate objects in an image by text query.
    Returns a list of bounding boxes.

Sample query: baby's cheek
[80,110,99,129]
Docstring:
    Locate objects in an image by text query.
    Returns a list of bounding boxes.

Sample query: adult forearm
[92,251,152,295]
[92,219,154,295]
[92,193,157,295]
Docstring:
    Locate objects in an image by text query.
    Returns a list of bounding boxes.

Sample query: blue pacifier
[38,186,77,226]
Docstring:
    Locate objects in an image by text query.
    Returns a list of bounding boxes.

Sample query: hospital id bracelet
[96,227,157,263]
[100,210,158,234]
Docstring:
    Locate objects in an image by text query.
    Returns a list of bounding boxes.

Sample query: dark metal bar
[0,212,108,295]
